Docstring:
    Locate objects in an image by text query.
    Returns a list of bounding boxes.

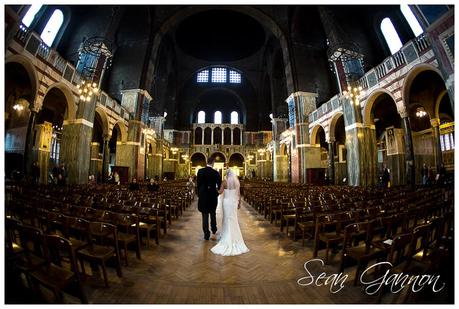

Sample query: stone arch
[113,120,128,142]
[328,111,344,141]
[363,88,398,125]
[402,63,444,109]
[434,89,448,120]
[95,106,110,136]
[210,151,227,163]
[190,152,207,166]
[43,82,76,121]
[5,54,39,106]
[151,6,295,95]
[310,124,326,145]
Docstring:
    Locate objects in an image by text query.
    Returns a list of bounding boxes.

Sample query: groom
[197,156,222,240]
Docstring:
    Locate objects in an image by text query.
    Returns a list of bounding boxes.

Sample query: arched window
[400,4,423,37]
[380,18,403,54]
[40,9,64,46]
[214,111,222,124]
[231,111,239,124]
[197,111,206,124]
[22,4,42,27]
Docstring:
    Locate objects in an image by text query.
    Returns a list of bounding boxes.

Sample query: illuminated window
[214,111,222,124]
[400,5,423,37]
[231,111,239,124]
[229,70,241,83]
[40,9,64,46]
[211,68,227,83]
[197,111,206,124]
[197,70,209,83]
[22,4,42,27]
[380,18,403,54]
[441,132,455,151]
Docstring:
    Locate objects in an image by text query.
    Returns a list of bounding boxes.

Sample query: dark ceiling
[175,9,266,62]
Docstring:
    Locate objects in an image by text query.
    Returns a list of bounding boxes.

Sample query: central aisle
[87,198,376,304]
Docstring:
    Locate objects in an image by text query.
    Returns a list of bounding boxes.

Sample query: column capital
[430,118,441,127]
[285,91,318,103]
[327,137,336,143]
[396,101,409,118]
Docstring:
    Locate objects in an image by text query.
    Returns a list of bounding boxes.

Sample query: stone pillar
[231,129,234,145]
[285,92,318,183]
[211,128,214,145]
[342,95,367,186]
[61,93,97,184]
[327,138,335,185]
[397,104,415,187]
[271,117,289,182]
[102,135,110,181]
[117,89,153,181]
[89,142,101,180]
[34,122,52,184]
[431,118,443,173]
[401,117,415,188]
[23,105,38,176]
[201,128,204,145]
[150,115,165,179]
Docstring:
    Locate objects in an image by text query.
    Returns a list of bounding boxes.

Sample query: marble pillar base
[273,155,289,182]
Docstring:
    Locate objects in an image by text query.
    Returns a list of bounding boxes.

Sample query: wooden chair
[138,206,161,247]
[110,213,141,266]
[293,206,315,246]
[30,235,87,303]
[77,222,122,287]
[340,220,384,285]
[313,213,346,264]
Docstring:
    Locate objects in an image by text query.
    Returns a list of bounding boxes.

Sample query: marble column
[271,117,289,182]
[23,105,38,176]
[150,116,165,179]
[61,93,97,184]
[285,92,318,183]
[342,95,368,186]
[211,128,214,145]
[231,129,234,145]
[401,116,415,188]
[327,138,335,185]
[431,118,443,173]
[89,142,101,179]
[102,135,110,181]
[118,89,153,181]
[34,122,52,184]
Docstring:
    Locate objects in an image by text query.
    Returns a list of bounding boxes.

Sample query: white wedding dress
[211,174,249,256]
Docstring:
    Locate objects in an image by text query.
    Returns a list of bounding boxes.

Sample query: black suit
[197,166,222,239]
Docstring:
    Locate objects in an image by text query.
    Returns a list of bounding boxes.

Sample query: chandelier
[343,85,364,106]
[181,154,189,161]
[77,80,99,102]
[415,107,427,118]
[171,147,179,155]
[13,103,24,111]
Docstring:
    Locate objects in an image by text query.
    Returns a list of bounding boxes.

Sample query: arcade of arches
[4,4,455,305]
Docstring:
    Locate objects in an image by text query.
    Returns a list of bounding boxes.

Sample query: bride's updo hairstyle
[226,169,240,190]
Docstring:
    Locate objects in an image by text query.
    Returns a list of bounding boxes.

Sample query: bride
[211,169,249,256]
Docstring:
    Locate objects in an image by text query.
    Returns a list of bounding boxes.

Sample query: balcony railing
[356,33,431,91]
[12,23,130,121]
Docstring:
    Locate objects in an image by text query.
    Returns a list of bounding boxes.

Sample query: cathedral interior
[3,4,455,305]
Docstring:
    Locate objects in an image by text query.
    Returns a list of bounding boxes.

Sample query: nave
[6,182,453,304]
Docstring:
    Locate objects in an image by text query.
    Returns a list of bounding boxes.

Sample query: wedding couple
[197,156,249,256]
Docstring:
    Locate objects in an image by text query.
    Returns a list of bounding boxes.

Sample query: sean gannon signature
[297,259,445,295]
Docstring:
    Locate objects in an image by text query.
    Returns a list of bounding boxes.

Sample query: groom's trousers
[202,211,217,238]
